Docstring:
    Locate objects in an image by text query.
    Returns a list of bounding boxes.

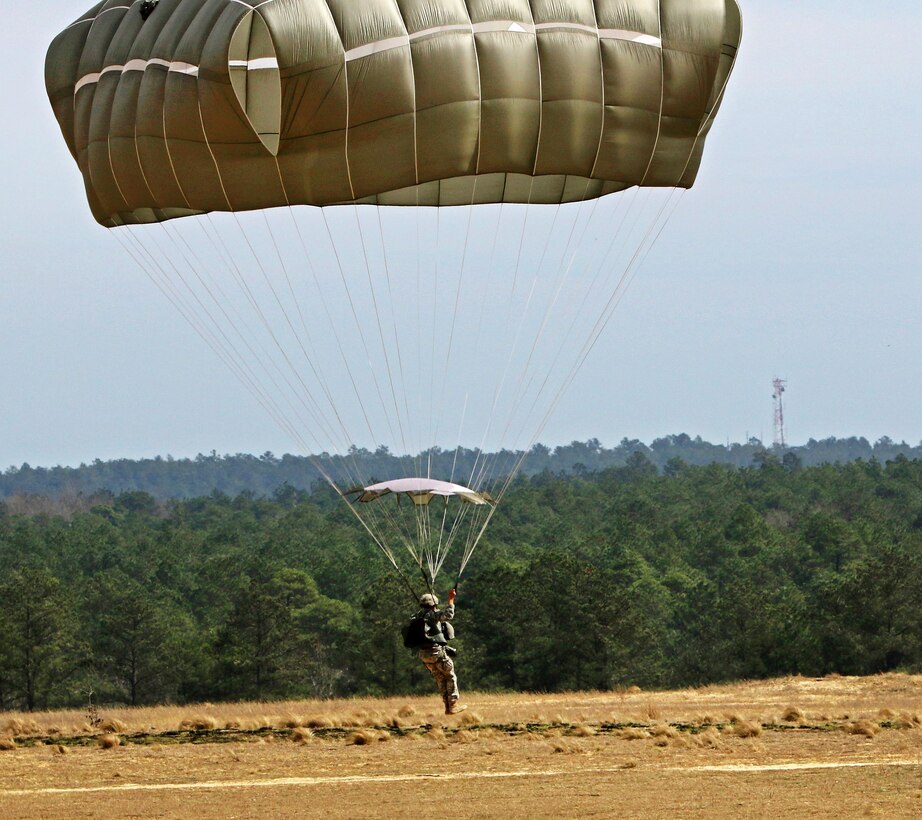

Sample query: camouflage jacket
[417,603,454,645]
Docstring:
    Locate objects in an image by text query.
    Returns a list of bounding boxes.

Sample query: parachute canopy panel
[46,0,742,226]
[346,478,495,506]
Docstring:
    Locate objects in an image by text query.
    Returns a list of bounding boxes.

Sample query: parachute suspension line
[485,188,636,468]
[413,187,424,476]
[352,206,408,455]
[463,200,509,491]
[426,205,442,482]
[139,220,325,456]
[225,212,373,473]
[109,230,279,433]
[110,229,320,469]
[476,198,566,474]
[281,206,376,484]
[244,211,367,459]
[285,208,394,487]
[467,181,536,485]
[430,176,479,453]
[374,206,413,466]
[319,207,398,448]
[504,188,686,498]
[468,185,553,490]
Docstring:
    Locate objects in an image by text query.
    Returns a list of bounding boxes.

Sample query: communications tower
[772,378,787,447]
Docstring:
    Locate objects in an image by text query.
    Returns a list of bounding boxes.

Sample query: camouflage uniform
[417,602,459,711]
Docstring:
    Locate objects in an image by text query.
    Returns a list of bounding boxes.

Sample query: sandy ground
[2,675,922,818]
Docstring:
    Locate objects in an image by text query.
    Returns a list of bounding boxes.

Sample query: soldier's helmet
[419,593,439,607]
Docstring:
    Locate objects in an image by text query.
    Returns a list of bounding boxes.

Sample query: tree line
[1,450,922,711]
[4,435,922,500]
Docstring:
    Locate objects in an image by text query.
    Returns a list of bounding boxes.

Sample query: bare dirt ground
[2,674,922,818]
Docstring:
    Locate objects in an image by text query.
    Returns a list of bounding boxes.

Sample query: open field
[2,674,922,817]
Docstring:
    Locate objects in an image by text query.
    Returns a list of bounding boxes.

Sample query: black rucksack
[402,615,430,649]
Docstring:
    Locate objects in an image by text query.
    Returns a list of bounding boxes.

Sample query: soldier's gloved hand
[448,587,457,604]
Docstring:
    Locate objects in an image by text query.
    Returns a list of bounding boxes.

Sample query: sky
[2,1,921,469]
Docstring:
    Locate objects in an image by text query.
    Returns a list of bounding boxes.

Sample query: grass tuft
[571,724,596,737]
[4,718,41,737]
[733,720,762,738]
[551,738,580,754]
[179,716,217,731]
[620,727,649,741]
[98,718,128,734]
[291,727,314,744]
[782,706,804,723]
[458,711,483,727]
[397,705,416,718]
[847,720,879,738]
[641,702,661,721]
[0,738,16,751]
[97,733,120,749]
[452,729,479,744]
[347,729,380,745]
[51,744,67,755]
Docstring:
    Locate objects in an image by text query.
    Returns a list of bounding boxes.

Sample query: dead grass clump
[620,727,649,741]
[650,724,679,739]
[97,734,120,749]
[847,720,879,738]
[571,724,596,738]
[397,705,416,718]
[877,708,896,719]
[347,729,380,746]
[45,726,63,736]
[782,706,804,723]
[424,726,446,742]
[282,715,304,729]
[895,713,921,730]
[73,722,94,735]
[694,727,722,748]
[694,714,718,726]
[304,715,334,729]
[477,727,502,740]
[452,730,479,744]
[4,718,41,737]
[291,727,314,745]
[551,738,580,754]
[0,738,16,751]
[179,716,217,731]
[52,744,67,755]
[458,711,482,727]
[733,720,762,738]
[641,702,661,721]
[98,718,128,734]
[224,720,241,730]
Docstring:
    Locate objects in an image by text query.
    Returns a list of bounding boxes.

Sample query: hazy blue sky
[2,1,920,468]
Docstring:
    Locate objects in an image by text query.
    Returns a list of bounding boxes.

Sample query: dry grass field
[2,674,922,818]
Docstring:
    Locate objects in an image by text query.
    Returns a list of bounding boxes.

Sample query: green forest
[3,435,921,500]
[2,449,922,712]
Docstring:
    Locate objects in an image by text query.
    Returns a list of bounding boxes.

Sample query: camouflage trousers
[419,645,459,708]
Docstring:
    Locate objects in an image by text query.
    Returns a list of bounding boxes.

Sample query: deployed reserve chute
[46,0,742,596]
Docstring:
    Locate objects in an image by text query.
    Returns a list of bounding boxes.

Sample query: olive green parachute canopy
[46,0,741,227]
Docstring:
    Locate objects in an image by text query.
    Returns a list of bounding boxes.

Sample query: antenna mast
[772,378,787,447]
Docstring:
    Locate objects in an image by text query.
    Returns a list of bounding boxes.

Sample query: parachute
[46,0,742,596]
